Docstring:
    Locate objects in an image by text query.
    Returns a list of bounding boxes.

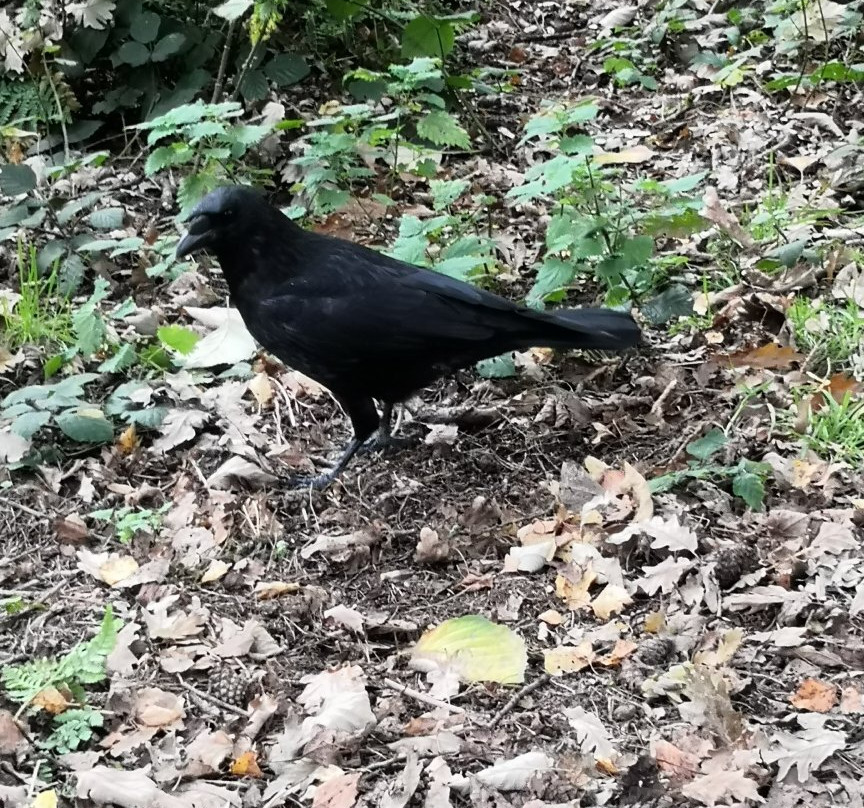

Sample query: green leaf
[117,41,150,66]
[686,428,727,462]
[402,17,455,58]
[86,208,125,230]
[11,410,52,440]
[417,110,470,149]
[527,258,575,306]
[412,615,527,684]
[428,178,469,210]
[641,284,693,326]
[325,0,368,19]
[732,469,765,511]
[56,411,114,443]
[152,32,186,62]
[99,343,137,373]
[0,164,37,195]
[130,11,160,43]
[476,354,516,378]
[178,174,218,217]
[239,69,269,102]
[158,325,199,355]
[145,143,194,175]
[265,53,309,86]
[214,0,254,21]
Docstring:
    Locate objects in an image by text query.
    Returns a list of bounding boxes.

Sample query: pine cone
[211,667,249,706]
[715,544,755,589]
[635,637,677,668]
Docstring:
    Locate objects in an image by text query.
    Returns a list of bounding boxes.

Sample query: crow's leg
[288,396,379,489]
[357,401,415,454]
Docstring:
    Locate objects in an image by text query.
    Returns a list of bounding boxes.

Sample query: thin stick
[383,678,465,715]
[0,496,48,520]
[488,674,551,729]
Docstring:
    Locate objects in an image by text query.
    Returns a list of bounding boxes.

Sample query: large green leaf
[402,17,455,58]
[0,164,36,196]
[57,411,114,444]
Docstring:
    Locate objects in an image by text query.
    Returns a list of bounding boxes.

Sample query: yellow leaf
[412,615,527,684]
[230,749,262,777]
[117,424,139,454]
[644,611,666,633]
[201,560,230,583]
[248,372,273,406]
[254,581,302,600]
[32,687,69,715]
[594,145,654,165]
[32,791,58,808]
[100,555,139,587]
[556,564,596,610]
[591,584,632,620]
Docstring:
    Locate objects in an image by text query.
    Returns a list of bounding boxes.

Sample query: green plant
[603,56,658,90]
[89,504,170,543]
[506,101,706,318]
[787,297,864,370]
[288,57,475,214]
[801,392,864,466]
[1,242,73,350]
[1,606,119,753]
[134,100,273,214]
[651,428,772,510]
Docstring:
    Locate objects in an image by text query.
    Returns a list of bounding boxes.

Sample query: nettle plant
[136,100,273,216]
[286,57,473,214]
[506,101,706,321]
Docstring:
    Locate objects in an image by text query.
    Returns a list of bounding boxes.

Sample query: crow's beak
[176,214,213,258]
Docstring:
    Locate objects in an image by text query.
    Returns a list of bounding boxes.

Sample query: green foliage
[136,100,272,215]
[787,297,864,371]
[90,504,170,543]
[289,57,474,214]
[508,102,706,312]
[801,393,864,467]
[2,606,118,753]
[650,428,771,510]
[1,243,74,350]
[0,76,62,127]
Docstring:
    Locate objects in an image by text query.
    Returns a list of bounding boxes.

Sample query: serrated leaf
[56,411,114,444]
[411,615,526,684]
[641,283,693,326]
[239,69,269,102]
[733,470,765,510]
[158,325,199,355]
[527,257,575,306]
[402,17,455,58]
[417,110,470,149]
[99,344,137,373]
[0,164,37,195]
[687,428,727,462]
[152,32,185,62]
[476,353,516,378]
[265,53,309,86]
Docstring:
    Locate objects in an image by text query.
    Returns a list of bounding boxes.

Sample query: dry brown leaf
[598,639,638,667]
[790,678,837,712]
[116,424,139,454]
[681,768,761,805]
[544,641,596,674]
[32,687,70,715]
[538,609,564,626]
[591,584,633,620]
[0,711,26,755]
[701,187,755,249]
[414,526,450,564]
[556,564,597,610]
[254,581,302,600]
[201,559,230,583]
[248,372,274,406]
[840,686,863,714]
[726,342,804,369]
[77,550,139,587]
[312,772,361,808]
[324,604,365,632]
[652,738,702,782]
[54,514,89,544]
[135,688,185,728]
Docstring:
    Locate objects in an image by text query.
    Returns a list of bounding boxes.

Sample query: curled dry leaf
[324,604,365,633]
[475,751,554,792]
[790,679,838,713]
[544,641,595,675]
[77,549,139,587]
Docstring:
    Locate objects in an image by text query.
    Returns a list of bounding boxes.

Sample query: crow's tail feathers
[540,307,642,351]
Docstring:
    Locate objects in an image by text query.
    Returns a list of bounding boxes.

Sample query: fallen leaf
[726,342,804,369]
[591,584,633,620]
[230,749,262,778]
[248,372,274,406]
[594,145,654,165]
[598,639,638,667]
[76,550,139,587]
[475,751,554,791]
[544,641,595,674]
[254,581,302,600]
[201,560,230,583]
[790,679,837,712]
[312,771,361,808]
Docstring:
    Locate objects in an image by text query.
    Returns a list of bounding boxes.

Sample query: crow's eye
[223,208,235,218]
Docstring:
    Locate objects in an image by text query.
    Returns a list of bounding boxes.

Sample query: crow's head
[176,186,268,259]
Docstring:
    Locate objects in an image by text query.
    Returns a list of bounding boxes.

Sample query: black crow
[176,186,640,488]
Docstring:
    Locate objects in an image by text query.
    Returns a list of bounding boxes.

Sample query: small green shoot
[89,504,170,543]
[802,393,864,467]
[1,606,119,753]
[787,297,864,370]
[651,428,771,510]
[1,243,73,350]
